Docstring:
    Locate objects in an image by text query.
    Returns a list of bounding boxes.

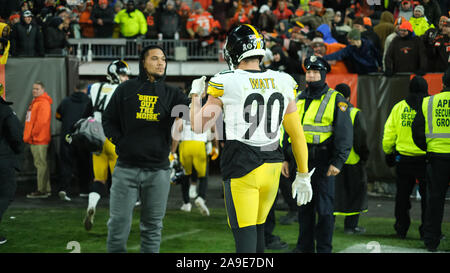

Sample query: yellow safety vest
[422,92,450,153]
[345,107,360,165]
[296,89,338,144]
[383,100,426,156]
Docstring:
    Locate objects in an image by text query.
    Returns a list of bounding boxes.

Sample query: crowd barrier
[67,38,222,61]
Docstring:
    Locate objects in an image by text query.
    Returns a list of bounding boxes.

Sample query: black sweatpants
[394,156,427,237]
[423,156,450,249]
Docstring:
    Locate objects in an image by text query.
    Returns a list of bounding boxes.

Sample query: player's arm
[282,100,308,174]
[189,76,223,134]
[283,99,314,206]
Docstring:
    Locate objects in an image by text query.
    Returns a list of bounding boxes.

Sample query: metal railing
[68,38,222,61]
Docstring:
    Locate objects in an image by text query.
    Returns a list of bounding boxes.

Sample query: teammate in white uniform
[189,24,313,253]
[84,60,130,231]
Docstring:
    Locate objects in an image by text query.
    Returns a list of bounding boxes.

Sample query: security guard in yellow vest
[412,68,450,252]
[291,56,353,253]
[383,76,429,239]
[333,83,369,235]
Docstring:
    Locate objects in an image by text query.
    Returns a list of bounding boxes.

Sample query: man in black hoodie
[102,45,189,253]
[55,81,91,201]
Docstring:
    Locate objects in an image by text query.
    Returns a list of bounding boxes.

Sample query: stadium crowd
[1,0,450,74]
[0,0,449,253]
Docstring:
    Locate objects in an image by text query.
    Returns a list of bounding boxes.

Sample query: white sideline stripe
[128,229,203,251]
[339,243,448,253]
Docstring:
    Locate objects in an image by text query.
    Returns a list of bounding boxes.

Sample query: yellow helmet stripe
[121,60,129,69]
[244,24,263,49]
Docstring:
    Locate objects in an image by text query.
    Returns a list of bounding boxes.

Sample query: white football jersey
[89,82,119,122]
[207,69,297,147]
[181,119,208,142]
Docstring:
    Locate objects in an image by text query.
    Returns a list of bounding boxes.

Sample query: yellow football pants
[92,138,117,181]
[223,162,282,228]
[179,140,207,177]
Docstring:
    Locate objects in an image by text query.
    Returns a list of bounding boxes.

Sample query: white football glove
[188,76,206,98]
[292,168,315,206]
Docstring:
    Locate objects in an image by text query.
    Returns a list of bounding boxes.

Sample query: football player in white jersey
[172,116,211,215]
[189,24,314,253]
[84,60,130,231]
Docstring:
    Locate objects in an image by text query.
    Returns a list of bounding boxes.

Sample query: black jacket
[90,5,115,38]
[0,97,24,170]
[10,20,45,57]
[56,92,90,138]
[102,45,189,169]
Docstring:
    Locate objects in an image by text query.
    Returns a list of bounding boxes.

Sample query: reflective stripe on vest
[423,93,450,153]
[345,107,360,165]
[296,89,337,144]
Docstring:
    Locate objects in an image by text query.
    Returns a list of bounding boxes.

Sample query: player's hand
[189,76,206,98]
[292,168,315,206]
[210,147,219,160]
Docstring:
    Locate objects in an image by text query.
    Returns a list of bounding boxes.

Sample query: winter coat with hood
[10,15,44,57]
[374,11,395,51]
[23,92,53,145]
[317,24,338,44]
[409,15,435,37]
[385,30,427,74]
[44,17,69,55]
[102,45,189,169]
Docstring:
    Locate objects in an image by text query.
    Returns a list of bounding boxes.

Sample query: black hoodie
[102,45,190,169]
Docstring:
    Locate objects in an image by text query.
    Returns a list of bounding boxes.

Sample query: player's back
[89,82,119,122]
[208,69,296,148]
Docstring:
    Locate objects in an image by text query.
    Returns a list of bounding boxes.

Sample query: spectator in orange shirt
[273,0,293,21]
[24,81,53,199]
[79,0,94,38]
[186,2,215,39]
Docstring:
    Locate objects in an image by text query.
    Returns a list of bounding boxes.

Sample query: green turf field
[0,207,448,253]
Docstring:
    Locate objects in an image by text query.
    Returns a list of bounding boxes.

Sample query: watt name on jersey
[207,69,296,148]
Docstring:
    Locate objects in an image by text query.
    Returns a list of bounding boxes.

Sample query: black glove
[385,153,396,167]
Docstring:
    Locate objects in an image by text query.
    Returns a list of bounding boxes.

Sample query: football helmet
[106,60,130,84]
[303,55,330,73]
[170,159,186,185]
[223,24,266,69]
